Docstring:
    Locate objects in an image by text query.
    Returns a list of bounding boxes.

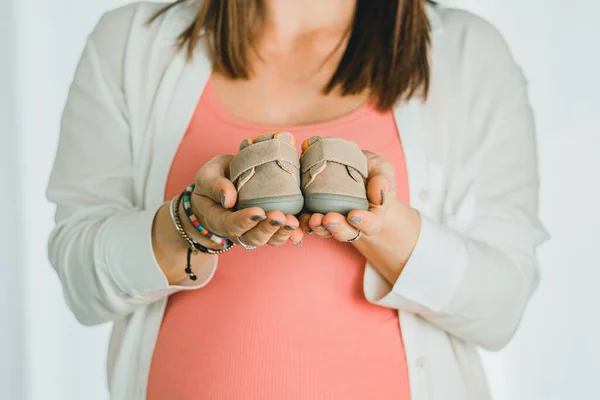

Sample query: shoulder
[433,6,515,66]
[437,7,502,36]
[89,1,200,44]
[427,5,526,107]
[88,2,167,49]
[423,7,532,146]
[81,1,189,90]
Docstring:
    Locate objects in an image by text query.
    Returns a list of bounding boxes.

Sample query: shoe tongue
[253,133,276,143]
[273,131,293,144]
[302,136,322,152]
[238,138,254,151]
[308,136,321,146]
[239,131,293,151]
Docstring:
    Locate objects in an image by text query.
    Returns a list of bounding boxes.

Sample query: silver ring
[346,230,362,243]
[235,236,257,250]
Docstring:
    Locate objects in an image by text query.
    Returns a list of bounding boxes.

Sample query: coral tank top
[147,78,411,400]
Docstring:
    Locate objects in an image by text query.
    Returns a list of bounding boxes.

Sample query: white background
[1,0,598,399]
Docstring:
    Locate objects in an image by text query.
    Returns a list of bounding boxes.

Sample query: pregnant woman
[47,0,548,399]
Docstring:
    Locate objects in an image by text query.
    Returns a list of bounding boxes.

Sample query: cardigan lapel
[391,7,445,399]
[144,40,213,211]
[392,98,429,214]
[395,2,443,215]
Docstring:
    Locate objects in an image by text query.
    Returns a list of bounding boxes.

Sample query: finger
[363,151,396,208]
[194,196,266,237]
[298,213,313,235]
[345,210,381,236]
[360,190,394,236]
[366,173,390,208]
[308,213,331,239]
[321,212,361,242]
[267,215,301,247]
[222,206,267,237]
[288,226,305,246]
[239,210,287,247]
[284,214,304,246]
[194,154,238,209]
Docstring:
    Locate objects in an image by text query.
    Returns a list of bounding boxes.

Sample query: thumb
[366,173,389,207]
[194,154,238,209]
[363,151,395,207]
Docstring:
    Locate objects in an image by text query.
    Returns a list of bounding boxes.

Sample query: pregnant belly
[147,237,410,400]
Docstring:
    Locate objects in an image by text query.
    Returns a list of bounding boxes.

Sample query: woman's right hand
[153,154,304,285]
[190,155,304,248]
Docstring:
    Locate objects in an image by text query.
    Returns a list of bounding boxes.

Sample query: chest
[210,67,369,126]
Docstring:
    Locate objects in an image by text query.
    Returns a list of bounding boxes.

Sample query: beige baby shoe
[300,136,369,215]
[229,131,304,215]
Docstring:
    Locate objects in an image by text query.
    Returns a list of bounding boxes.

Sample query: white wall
[1,1,598,399]
[1,1,26,400]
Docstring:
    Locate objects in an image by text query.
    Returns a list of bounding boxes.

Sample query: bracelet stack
[182,184,229,246]
[169,187,235,281]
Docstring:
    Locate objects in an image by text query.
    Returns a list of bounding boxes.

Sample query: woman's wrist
[151,203,215,285]
[178,199,224,250]
[383,199,421,253]
[353,199,421,285]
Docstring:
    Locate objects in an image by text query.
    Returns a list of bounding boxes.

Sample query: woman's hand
[153,154,303,285]
[299,151,396,240]
[298,151,421,284]
[191,155,304,248]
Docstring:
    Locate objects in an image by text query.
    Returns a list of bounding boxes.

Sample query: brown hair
[151,0,432,111]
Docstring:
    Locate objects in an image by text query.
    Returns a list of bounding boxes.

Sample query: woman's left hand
[299,151,397,241]
[299,150,421,284]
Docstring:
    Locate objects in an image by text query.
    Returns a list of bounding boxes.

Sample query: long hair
[151,0,432,111]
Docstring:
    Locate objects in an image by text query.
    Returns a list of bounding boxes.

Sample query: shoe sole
[238,194,305,215]
[304,193,369,216]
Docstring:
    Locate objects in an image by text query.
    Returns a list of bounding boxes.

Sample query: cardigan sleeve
[364,11,550,351]
[46,6,217,327]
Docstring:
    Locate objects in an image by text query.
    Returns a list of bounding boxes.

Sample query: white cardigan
[46,1,549,399]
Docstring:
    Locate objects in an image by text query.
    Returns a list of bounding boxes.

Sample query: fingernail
[284,225,298,231]
[314,225,324,230]
[323,223,338,229]
[380,189,387,206]
[220,191,227,208]
[251,215,267,222]
[293,240,303,247]
[305,229,313,235]
[270,220,285,227]
[349,217,362,224]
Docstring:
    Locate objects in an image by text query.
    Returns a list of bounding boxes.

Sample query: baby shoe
[229,131,304,215]
[300,136,369,215]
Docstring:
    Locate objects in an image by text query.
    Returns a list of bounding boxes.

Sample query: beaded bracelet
[182,184,233,247]
[169,193,235,281]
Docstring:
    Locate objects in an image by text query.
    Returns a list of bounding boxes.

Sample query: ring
[346,230,362,243]
[235,236,257,250]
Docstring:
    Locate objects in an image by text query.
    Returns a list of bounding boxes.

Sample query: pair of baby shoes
[229,131,369,215]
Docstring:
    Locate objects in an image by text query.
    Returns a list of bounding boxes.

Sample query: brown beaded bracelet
[169,192,235,280]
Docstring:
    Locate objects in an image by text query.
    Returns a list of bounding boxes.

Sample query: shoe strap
[300,138,368,178]
[229,139,300,184]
